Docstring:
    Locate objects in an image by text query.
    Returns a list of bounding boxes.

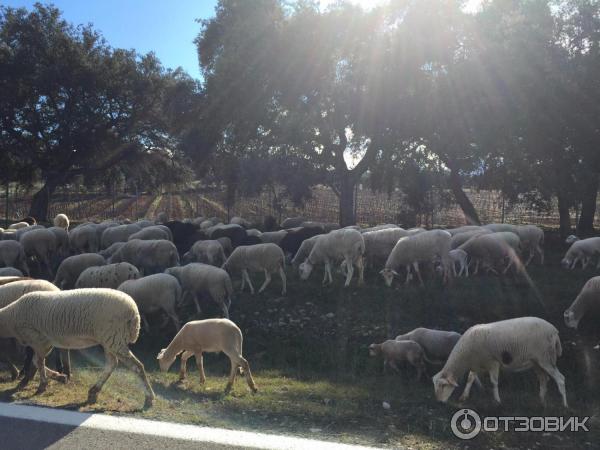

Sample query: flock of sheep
[0,211,598,410]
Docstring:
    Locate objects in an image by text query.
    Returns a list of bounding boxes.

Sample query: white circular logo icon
[451,408,482,440]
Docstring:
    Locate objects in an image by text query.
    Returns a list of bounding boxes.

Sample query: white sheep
[20,228,57,277]
[110,239,179,275]
[8,222,29,230]
[291,235,320,268]
[458,233,520,275]
[118,274,182,333]
[222,243,286,295]
[166,263,233,318]
[54,253,106,289]
[75,262,140,289]
[299,229,365,287]
[369,340,428,379]
[450,229,492,249]
[561,237,600,269]
[157,318,257,393]
[0,240,30,275]
[0,267,24,277]
[433,317,567,407]
[100,223,142,249]
[128,226,171,242]
[53,213,70,230]
[395,328,462,363]
[380,230,452,287]
[0,288,155,407]
[0,279,59,309]
[69,224,100,254]
[489,231,521,253]
[564,276,600,330]
[185,240,226,266]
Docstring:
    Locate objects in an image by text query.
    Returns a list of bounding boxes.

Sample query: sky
[2,0,219,79]
[2,0,484,80]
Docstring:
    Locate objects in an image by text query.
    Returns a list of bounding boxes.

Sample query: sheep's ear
[379,270,384,274]
[391,270,399,276]
[157,349,166,360]
[446,375,459,387]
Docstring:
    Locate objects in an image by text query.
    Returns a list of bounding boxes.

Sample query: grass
[2,232,600,449]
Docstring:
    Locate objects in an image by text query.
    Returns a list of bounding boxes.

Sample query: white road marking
[0,402,383,450]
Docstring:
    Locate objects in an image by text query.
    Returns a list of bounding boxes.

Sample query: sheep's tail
[127,310,141,344]
[554,334,563,358]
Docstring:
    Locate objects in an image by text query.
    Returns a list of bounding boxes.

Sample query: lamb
[448,249,469,277]
[75,262,140,289]
[222,243,286,295]
[0,240,30,275]
[395,328,462,363]
[100,223,142,249]
[54,253,106,289]
[53,213,70,230]
[184,240,226,266]
[299,229,365,287]
[361,228,410,268]
[128,226,171,242]
[380,230,452,287]
[564,276,600,330]
[369,340,429,380]
[561,237,600,269]
[20,228,57,277]
[0,267,23,277]
[458,233,521,275]
[0,288,155,407]
[450,229,492,249]
[166,263,233,318]
[291,235,320,268]
[157,318,257,393]
[433,317,567,407]
[110,239,179,275]
[69,224,100,254]
[118,274,182,333]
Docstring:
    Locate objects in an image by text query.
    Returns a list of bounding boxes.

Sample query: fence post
[4,181,8,227]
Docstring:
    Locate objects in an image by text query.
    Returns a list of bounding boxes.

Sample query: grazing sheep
[118,274,182,333]
[222,243,286,295]
[448,249,469,277]
[458,233,521,275]
[128,226,171,242]
[110,239,179,275]
[20,228,57,277]
[0,288,155,407]
[564,276,600,329]
[0,267,23,277]
[8,222,29,230]
[100,224,142,249]
[433,317,567,407]
[0,240,30,275]
[157,318,257,393]
[75,262,140,289]
[99,242,126,260]
[260,230,288,246]
[69,224,100,254]
[489,231,521,253]
[166,263,233,318]
[395,328,461,363]
[53,214,70,230]
[381,230,452,287]
[54,253,106,290]
[299,229,365,287]
[362,228,410,268]
[561,237,600,270]
[48,226,69,258]
[369,340,428,380]
[185,240,226,267]
[450,229,492,249]
[291,235,320,268]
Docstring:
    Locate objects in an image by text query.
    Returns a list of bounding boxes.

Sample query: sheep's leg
[166,308,181,332]
[464,260,469,277]
[179,351,194,381]
[537,246,544,265]
[413,262,424,286]
[195,353,206,384]
[258,269,272,293]
[458,371,478,402]
[405,265,412,285]
[239,356,257,393]
[534,367,549,406]
[116,349,155,408]
[240,272,246,291]
[243,270,255,294]
[325,262,333,285]
[538,362,568,408]
[221,300,230,319]
[224,359,239,394]
[142,314,151,333]
[502,257,514,275]
[34,352,48,395]
[58,349,71,380]
[356,256,364,286]
[474,260,480,275]
[87,350,118,404]
[191,293,202,314]
[42,253,54,278]
[278,266,287,295]
[343,259,354,287]
[322,267,328,285]
[489,364,501,403]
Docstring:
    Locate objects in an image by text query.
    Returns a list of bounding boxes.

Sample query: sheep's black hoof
[144,396,155,409]
[87,388,99,404]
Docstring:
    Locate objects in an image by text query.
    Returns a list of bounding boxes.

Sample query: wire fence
[1,185,598,229]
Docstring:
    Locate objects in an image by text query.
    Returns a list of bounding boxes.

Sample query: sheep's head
[156,348,175,372]
[368,344,381,357]
[299,261,313,280]
[432,371,458,402]
[379,268,398,287]
[560,257,572,269]
[564,309,579,329]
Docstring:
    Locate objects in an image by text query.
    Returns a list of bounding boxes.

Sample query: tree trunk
[557,193,572,238]
[577,173,599,237]
[339,173,356,227]
[448,169,480,225]
[29,179,58,222]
